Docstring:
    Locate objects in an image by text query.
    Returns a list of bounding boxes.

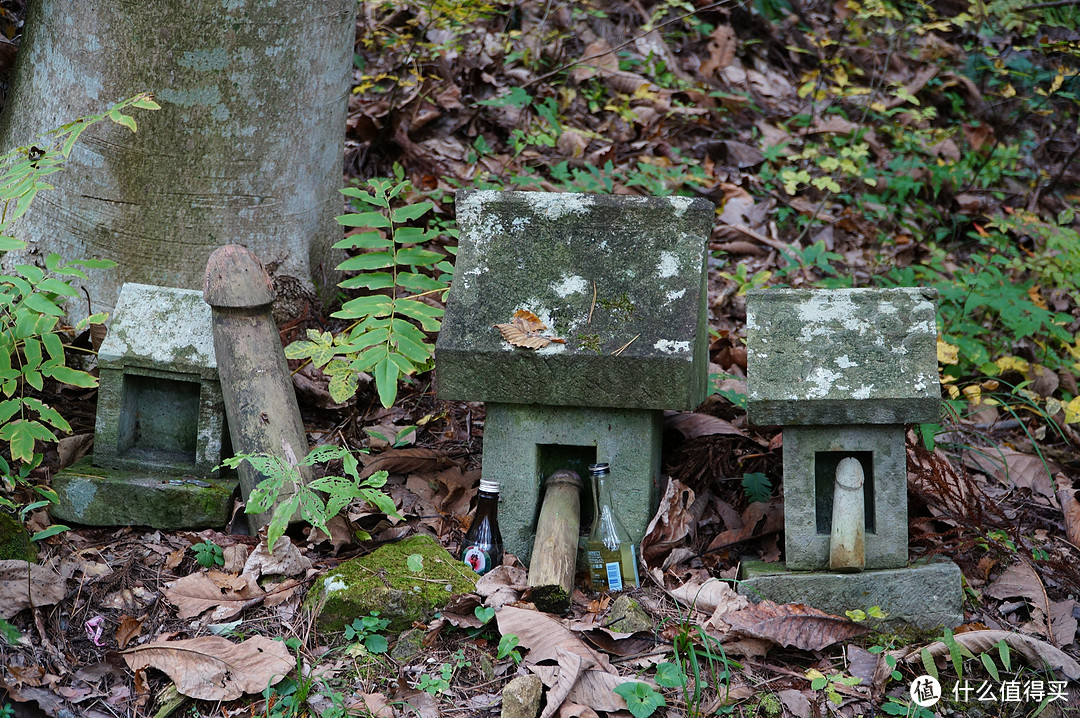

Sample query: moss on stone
[307,534,477,633]
[0,511,36,562]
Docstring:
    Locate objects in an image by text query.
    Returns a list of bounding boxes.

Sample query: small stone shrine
[739,287,964,628]
[436,191,713,562]
[51,284,236,529]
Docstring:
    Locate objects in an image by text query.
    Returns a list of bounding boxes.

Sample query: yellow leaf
[995,356,1029,374]
[1000,83,1016,98]
[1067,397,1080,424]
[937,339,959,365]
[1049,67,1065,94]
[962,384,982,405]
[1027,286,1048,310]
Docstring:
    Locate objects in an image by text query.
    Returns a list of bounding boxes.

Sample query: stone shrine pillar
[436,191,713,564]
[739,287,964,628]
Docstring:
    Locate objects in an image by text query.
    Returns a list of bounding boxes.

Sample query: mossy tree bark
[0,0,354,320]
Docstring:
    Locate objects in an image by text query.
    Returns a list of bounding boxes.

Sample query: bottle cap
[478,478,500,493]
[588,463,610,475]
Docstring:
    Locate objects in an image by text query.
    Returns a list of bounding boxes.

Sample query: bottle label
[605,561,623,591]
[463,545,493,575]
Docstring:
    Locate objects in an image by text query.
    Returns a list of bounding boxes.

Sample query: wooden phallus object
[527,469,583,613]
[204,245,311,532]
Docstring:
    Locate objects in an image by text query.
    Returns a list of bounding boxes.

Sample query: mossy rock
[305,534,477,633]
[0,511,36,562]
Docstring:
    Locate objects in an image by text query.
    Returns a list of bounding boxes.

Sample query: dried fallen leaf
[966,448,1059,501]
[1050,600,1078,648]
[1055,474,1080,547]
[122,635,292,700]
[358,446,456,480]
[477,565,528,608]
[721,601,869,652]
[705,499,783,552]
[910,629,1080,681]
[665,574,749,620]
[494,309,565,350]
[242,536,312,581]
[162,571,265,621]
[640,478,697,568]
[496,605,614,671]
[665,411,746,439]
[0,560,66,618]
[984,561,1053,641]
[699,24,737,77]
[115,615,143,650]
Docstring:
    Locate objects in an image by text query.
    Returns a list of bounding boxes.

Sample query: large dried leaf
[966,448,1058,501]
[1050,600,1078,647]
[699,25,737,77]
[496,605,614,671]
[359,446,456,480]
[242,536,312,580]
[121,636,293,700]
[162,571,266,621]
[705,499,783,551]
[0,560,66,618]
[538,647,589,718]
[721,600,869,652]
[640,478,696,567]
[1055,475,1080,547]
[910,630,1080,681]
[665,574,748,619]
[984,561,1051,636]
[665,411,746,439]
[530,663,628,715]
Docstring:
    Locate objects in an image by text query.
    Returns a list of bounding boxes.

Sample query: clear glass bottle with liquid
[460,478,504,576]
[586,463,640,591]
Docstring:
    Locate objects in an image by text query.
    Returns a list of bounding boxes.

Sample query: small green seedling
[614,682,666,718]
[192,540,224,568]
[344,611,390,654]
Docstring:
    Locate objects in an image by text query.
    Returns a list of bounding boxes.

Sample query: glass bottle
[586,463,640,591]
[460,478,504,576]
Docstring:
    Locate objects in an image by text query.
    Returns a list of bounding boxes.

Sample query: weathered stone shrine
[436,191,713,562]
[739,287,963,628]
[51,284,236,529]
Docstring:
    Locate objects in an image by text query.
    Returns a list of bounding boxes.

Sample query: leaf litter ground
[4,1,1080,716]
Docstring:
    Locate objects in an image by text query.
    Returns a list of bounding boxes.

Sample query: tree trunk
[0,0,354,321]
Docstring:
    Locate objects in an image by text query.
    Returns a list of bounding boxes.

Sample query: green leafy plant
[741,472,772,504]
[805,668,861,705]
[220,445,399,553]
[416,648,470,695]
[343,612,390,654]
[263,637,311,718]
[0,93,158,536]
[496,633,521,663]
[285,178,450,408]
[473,606,495,625]
[615,681,666,718]
[191,540,224,568]
[664,618,740,717]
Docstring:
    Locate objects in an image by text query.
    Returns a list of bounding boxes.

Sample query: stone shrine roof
[746,287,940,425]
[436,191,713,410]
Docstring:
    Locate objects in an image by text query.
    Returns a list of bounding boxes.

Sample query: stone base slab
[51,458,237,530]
[737,559,964,630]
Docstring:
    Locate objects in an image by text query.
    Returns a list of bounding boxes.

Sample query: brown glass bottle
[460,478,504,576]
[586,463,640,591]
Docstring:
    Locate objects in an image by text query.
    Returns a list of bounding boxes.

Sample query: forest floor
[3,1,1080,717]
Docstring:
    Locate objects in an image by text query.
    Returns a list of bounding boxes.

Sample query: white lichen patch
[805,367,844,399]
[525,192,594,220]
[537,342,568,355]
[324,576,348,593]
[852,385,874,399]
[835,355,858,369]
[553,274,588,298]
[511,216,531,231]
[668,196,694,216]
[657,251,679,278]
[654,339,690,354]
[665,288,687,303]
